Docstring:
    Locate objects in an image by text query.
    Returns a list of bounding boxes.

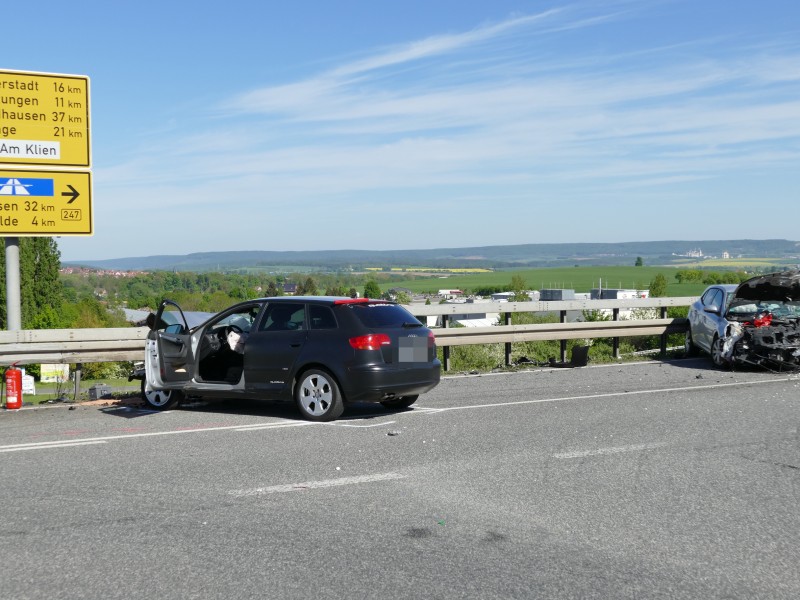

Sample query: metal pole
[613,308,620,359]
[660,307,668,357]
[560,310,567,363]
[504,312,512,366]
[4,237,22,331]
[74,363,82,401]
[442,315,450,372]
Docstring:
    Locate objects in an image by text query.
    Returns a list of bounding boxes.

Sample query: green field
[380,266,708,297]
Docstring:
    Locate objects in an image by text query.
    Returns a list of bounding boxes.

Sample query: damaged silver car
[686,271,800,371]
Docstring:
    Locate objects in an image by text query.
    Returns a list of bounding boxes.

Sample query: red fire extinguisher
[4,364,23,410]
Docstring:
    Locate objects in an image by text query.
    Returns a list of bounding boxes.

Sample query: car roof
[256,296,390,305]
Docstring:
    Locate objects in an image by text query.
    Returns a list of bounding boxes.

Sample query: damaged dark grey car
[142,297,441,421]
[687,270,800,371]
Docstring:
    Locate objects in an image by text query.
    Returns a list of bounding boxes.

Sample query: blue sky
[4,0,800,261]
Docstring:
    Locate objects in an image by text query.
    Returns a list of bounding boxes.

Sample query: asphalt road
[1,359,799,600]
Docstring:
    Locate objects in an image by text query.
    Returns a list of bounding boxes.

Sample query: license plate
[399,337,428,362]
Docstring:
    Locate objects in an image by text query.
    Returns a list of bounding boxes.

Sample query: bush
[438,344,505,372]
[75,361,132,380]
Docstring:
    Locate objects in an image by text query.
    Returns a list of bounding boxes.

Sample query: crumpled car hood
[732,270,800,302]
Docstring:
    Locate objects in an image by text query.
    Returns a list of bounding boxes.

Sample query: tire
[711,334,727,368]
[380,395,419,410]
[295,369,344,422]
[141,378,182,410]
[684,329,698,357]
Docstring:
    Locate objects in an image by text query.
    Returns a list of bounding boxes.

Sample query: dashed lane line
[553,442,669,459]
[229,472,407,497]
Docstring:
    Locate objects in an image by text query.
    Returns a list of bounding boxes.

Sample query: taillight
[349,333,391,350]
[428,330,436,347]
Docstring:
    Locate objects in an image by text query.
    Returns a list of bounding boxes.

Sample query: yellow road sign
[0,169,92,235]
[0,69,91,168]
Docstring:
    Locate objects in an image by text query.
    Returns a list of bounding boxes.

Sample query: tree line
[673,269,749,285]
[4,237,757,336]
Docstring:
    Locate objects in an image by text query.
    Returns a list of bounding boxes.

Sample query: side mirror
[703,306,720,315]
[164,323,185,334]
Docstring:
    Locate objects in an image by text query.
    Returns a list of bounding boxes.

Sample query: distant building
[491,292,515,302]
[588,288,653,320]
[590,289,649,300]
[440,298,499,328]
[540,289,575,301]
[490,291,540,302]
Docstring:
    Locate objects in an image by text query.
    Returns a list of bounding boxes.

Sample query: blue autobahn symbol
[0,177,55,196]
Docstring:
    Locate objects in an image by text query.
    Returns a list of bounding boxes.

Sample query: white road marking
[553,442,669,459]
[1,377,790,452]
[230,472,406,497]
[0,420,311,452]
[424,379,785,413]
[234,422,312,432]
[0,440,107,453]
[330,420,396,428]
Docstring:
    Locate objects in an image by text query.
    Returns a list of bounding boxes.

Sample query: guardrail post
[74,363,82,401]
[613,308,620,359]
[660,307,668,357]
[560,311,567,363]
[504,312,512,366]
[442,315,450,372]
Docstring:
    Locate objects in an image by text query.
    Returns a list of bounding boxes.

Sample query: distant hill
[63,239,800,272]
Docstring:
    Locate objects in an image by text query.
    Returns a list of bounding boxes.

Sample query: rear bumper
[342,361,441,402]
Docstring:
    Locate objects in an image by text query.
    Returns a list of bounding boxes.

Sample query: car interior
[197,308,259,384]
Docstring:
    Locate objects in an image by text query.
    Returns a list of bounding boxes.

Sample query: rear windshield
[349,304,422,328]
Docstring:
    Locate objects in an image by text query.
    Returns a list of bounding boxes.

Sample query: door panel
[244,302,308,396]
[157,330,195,384]
[244,329,308,396]
[150,301,195,385]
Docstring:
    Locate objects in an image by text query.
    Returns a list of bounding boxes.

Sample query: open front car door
[144,299,195,393]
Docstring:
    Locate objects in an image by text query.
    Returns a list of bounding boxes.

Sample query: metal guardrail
[435,318,687,345]
[0,327,149,366]
[0,297,695,370]
[418,297,693,369]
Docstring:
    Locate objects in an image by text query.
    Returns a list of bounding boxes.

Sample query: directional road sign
[0,69,91,168]
[0,169,92,235]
